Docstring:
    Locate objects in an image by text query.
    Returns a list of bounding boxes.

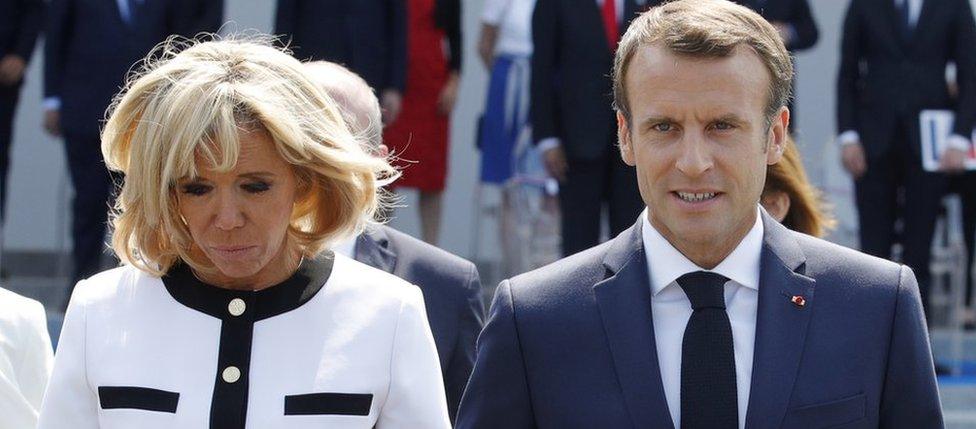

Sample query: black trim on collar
[161,252,335,321]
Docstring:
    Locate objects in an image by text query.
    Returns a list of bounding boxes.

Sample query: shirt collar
[641,206,763,296]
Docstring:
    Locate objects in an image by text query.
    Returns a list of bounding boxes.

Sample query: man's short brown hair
[612,0,794,125]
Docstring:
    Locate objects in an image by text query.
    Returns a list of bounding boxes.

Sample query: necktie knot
[677,271,728,310]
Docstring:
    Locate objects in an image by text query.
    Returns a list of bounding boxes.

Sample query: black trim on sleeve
[284,393,373,416]
[98,386,180,413]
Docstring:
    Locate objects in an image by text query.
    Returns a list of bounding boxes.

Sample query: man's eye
[242,182,271,194]
[652,122,673,132]
[180,184,211,196]
[713,121,735,130]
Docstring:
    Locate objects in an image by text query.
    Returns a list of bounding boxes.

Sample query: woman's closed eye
[180,183,212,196]
[242,181,271,194]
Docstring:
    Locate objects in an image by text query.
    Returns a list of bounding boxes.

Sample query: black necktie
[677,271,737,429]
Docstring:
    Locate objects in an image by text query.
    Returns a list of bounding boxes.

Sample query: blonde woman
[37,37,450,429]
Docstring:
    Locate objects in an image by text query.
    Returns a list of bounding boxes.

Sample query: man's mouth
[674,191,718,203]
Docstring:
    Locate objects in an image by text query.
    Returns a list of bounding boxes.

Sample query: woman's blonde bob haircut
[102,35,398,277]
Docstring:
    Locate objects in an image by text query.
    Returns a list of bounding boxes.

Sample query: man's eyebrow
[713,113,746,124]
[639,115,675,127]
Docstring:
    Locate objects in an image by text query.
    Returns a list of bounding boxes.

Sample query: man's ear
[618,111,637,166]
[766,106,789,165]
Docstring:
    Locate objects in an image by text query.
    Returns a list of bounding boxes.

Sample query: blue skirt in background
[480,54,532,184]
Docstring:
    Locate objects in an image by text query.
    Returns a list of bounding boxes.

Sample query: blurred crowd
[0,0,973,315]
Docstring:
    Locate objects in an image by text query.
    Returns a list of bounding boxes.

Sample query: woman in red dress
[383,0,461,245]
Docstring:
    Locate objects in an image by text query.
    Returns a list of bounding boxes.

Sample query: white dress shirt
[0,287,54,429]
[641,207,762,429]
[38,254,450,429]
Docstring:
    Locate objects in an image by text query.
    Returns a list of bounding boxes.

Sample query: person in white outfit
[0,287,53,429]
[37,37,451,429]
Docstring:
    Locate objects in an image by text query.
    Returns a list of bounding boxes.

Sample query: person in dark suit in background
[182,0,225,35]
[0,0,43,223]
[43,0,187,301]
[531,0,645,256]
[837,0,976,316]
[735,0,817,131]
[458,1,942,427]
[275,0,407,125]
[306,61,485,423]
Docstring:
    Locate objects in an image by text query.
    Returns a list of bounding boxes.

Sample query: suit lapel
[882,0,913,53]
[593,221,675,429]
[354,226,398,274]
[586,0,613,54]
[907,0,934,52]
[744,213,816,429]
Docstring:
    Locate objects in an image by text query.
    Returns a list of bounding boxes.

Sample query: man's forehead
[632,43,767,77]
[626,43,770,112]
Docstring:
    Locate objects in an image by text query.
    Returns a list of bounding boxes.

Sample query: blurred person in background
[274,0,407,126]
[478,0,535,186]
[734,0,818,132]
[531,0,645,256]
[38,38,450,428]
[836,0,976,317]
[761,138,836,237]
[182,0,225,35]
[382,0,461,245]
[43,0,188,306]
[478,0,561,278]
[0,287,53,429]
[306,60,484,423]
[0,0,43,224]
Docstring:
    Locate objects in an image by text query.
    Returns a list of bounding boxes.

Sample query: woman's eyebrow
[238,171,277,179]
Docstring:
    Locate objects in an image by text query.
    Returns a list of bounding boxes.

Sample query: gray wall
[3,0,857,259]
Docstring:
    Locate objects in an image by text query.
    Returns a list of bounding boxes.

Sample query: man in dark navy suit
[182,0,225,35]
[457,1,942,428]
[306,61,485,423]
[530,0,646,256]
[735,0,818,131]
[837,0,976,317]
[0,0,43,223]
[44,0,186,300]
[276,0,406,125]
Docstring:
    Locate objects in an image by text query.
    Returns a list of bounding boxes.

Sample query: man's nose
[675,132,713,177]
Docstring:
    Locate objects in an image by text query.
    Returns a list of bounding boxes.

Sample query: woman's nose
[213,193,246,231]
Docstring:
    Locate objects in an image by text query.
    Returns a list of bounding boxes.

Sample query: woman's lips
[210,245,258,260]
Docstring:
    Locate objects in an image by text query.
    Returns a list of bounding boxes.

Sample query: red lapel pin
[790,295,806,308]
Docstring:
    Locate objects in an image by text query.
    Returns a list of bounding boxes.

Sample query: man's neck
[650,212,757,270]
